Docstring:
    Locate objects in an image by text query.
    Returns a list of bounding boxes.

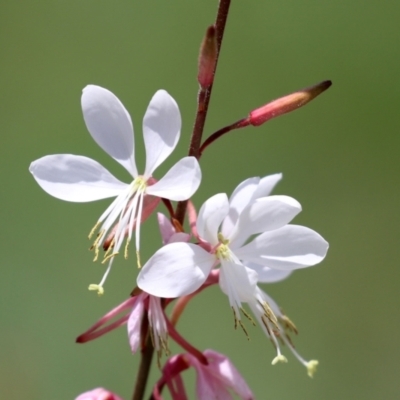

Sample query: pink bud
[154,350,254,400]
[75,388,123,400]
[198,25,218,88]
[249,80,332,126]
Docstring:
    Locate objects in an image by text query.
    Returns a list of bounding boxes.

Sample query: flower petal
[197,193,229,245]
[75,388,123,400]
[221,177,260,235]
[127,294,145,353]
[202,350,254,400]
[235,225,329,270]
[229,195,302,247]
[219,261,258,305]
[187,350,254,400]
[221,174,282,236]
[246,263,293,283]
[251,173,282,200]
[157,212,175,245]
[146,157,201,201]
[29,154,128,202]
[143,90,181,176]
[137,243,215,298]
[81,85,137,176]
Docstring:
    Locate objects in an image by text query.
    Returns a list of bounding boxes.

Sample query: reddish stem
[199,118,247,158]
[175,0,231,225]
[165,314,208,365]
[133,2,232,399]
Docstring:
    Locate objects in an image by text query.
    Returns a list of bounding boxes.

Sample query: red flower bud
[198,25,218,88]
[249,80,332,126]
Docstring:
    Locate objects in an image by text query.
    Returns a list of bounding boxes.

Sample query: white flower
[30,85,201,294]
[138,174,328,310]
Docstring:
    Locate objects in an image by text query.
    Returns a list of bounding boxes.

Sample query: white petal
[146,157,201,201]
[197,193,229,245]
[168,232,191,243]
[137,243,215,298]
[81,85,137,176]
[221,177,260,235]
[235,225,329,270]
[29,154,128,202]
[251,173,282,200]
[230,195,302,247]
[143,90,181,176]
[219,261,258,304]
[246,263,293,283]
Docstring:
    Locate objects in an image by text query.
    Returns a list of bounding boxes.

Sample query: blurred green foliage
[1,1,400,399]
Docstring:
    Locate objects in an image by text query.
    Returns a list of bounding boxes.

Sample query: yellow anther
[217,232,230,245]
[272,354,288,365]
[238,319,250,340]
[88,221,101,240]
[240,307,256,326]
[88,284,104,296]
[259,300,279,329]
[102,252,118,264]
[124,239,131,259]
[279,315,298,334]
[92,246,100,262]
[136,250,142,269]
[306,360,319,378]
[216,243,231,260]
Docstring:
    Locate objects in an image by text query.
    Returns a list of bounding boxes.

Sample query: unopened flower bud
[75,387,123,400]
[249,80,332,126]
[198,25,218,88]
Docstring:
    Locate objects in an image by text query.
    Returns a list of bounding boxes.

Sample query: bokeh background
[1,1,399,399]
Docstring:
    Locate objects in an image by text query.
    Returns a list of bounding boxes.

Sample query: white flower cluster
[30,86,328,375]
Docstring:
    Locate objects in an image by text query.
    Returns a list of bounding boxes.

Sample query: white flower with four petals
[30,85,201,294]
[137,174,328,363]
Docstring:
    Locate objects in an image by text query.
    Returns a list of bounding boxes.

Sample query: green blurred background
[1,1,399,399]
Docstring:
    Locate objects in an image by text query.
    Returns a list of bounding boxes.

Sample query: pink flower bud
[154,350,254,400]
[198,25,218,88]
[75,387,123,400]
[249,80,332,126]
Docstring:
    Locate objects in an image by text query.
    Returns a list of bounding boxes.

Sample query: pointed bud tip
[198,25,218,88]
[76,334,86,343]
[249,80,332,126]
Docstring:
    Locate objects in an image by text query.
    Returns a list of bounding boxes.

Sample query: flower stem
[175,0,231,225]
[198,118,247,158]
[133,2,232,398]
[132,333,154,400]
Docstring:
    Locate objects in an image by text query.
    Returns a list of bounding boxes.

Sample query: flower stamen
[88,284,104,296]
[124,239,130,259]
[136,250,142,269]
[272,354,288,365]
[102,252,119,264]
[88,221,101,240]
